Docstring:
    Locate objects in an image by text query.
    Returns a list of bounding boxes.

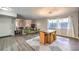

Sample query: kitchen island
[39,30,56,44]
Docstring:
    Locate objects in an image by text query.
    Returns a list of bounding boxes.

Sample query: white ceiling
[11,7,79,19]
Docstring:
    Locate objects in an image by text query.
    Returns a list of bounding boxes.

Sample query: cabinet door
[48,33,51,43]
[51,31,56,43]
[40,32,47,44]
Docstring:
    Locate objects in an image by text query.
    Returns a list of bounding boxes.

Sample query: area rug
[26,36,71,51]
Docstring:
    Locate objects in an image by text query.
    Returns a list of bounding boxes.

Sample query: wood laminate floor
[0,34,79,51]
[0,36,36,51]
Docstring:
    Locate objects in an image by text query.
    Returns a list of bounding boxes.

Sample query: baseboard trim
[0,35,13,38]
[57,35,79,40]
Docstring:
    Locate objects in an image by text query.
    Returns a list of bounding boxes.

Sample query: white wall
[32,19,48,31]
[0,16,15,37]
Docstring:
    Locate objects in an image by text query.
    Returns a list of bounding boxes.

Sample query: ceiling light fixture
[0,7,9,10]
[48,11,52,14]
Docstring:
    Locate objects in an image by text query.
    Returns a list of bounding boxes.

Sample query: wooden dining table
[39,30,56,44]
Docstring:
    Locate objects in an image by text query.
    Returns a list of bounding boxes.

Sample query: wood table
[39,30,56,44]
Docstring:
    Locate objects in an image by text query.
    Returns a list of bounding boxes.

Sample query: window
[48,19,58,30]
[48,18,69,30]
[60,22,68,29]
[59,18,69,29]
[48,17,75,37]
